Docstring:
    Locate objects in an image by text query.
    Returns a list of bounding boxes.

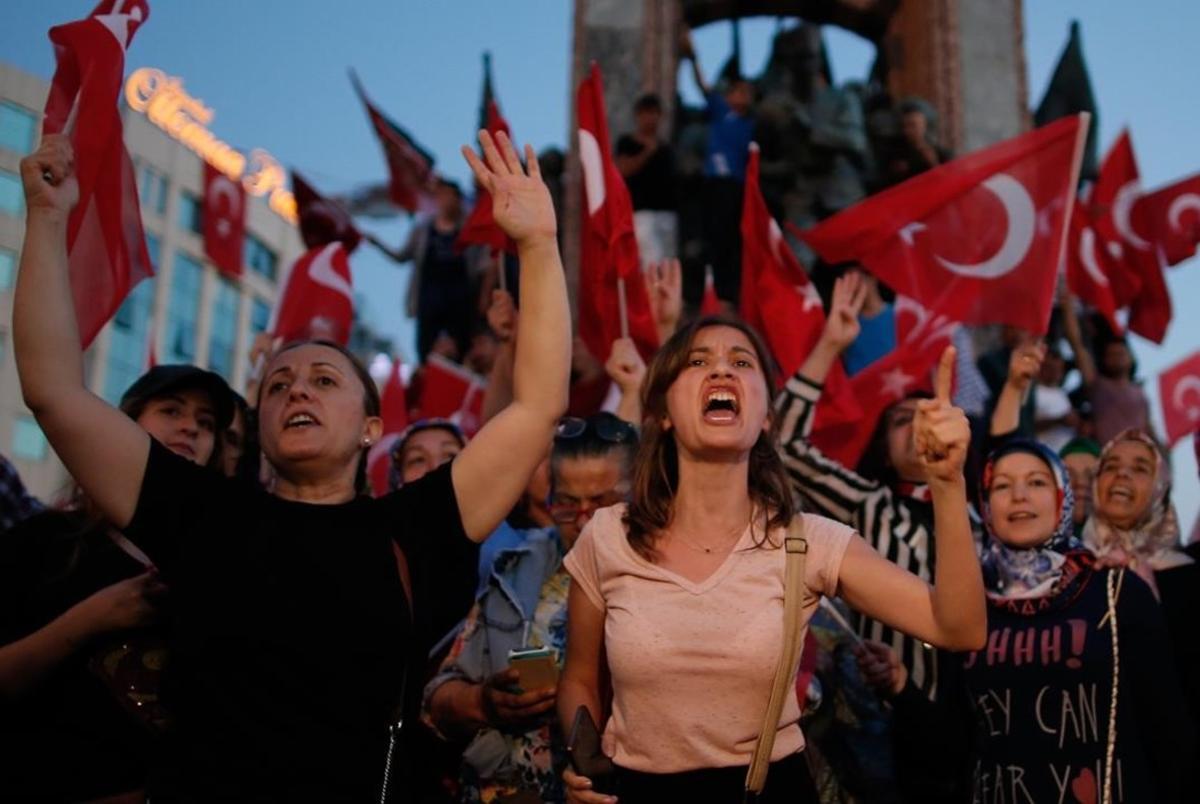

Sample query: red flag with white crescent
[271,242,354,345]
[43,0,153,347]
[801,115,1089,335]
[1064,201,1123,335]
[202,162,246,277]
[1159,351,1200,446]
[576,64,659,364]
[416,355,487,437]
[1134,173,1200,267]
[292,170,362,253]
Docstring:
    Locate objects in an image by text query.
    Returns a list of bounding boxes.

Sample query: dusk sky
[2,0,1197,523]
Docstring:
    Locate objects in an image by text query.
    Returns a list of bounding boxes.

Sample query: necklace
[671,524,745,555]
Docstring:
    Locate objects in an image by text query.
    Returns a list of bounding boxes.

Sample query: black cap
[119,365,236,431]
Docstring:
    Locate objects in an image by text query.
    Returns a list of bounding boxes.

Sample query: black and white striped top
[775,373,942,700]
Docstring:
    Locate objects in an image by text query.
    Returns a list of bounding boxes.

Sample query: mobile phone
[506,646,560,693]
[568,706,616,794]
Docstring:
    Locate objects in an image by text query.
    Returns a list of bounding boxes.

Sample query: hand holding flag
[461,130,554,247]
[605,337,647,397]
[20,134,80,216]
[912,347,969,482]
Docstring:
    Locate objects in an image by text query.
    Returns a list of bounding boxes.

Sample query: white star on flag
[880,366,916,400]
[796,281,822,313]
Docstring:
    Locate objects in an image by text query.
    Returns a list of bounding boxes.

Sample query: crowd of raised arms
[1,46,1197,804]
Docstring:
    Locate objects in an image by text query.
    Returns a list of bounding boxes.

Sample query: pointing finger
[934,346,956,403]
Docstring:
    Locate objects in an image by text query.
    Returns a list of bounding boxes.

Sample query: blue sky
[2,0,1197,524]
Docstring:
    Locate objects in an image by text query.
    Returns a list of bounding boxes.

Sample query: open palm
[462,130,555,245]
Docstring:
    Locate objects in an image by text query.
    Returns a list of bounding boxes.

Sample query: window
[139,163,169,215]
[178,192,202,234]
[0,247,14,290]
[103,278,156,403]
[12,416,48,461]
[207,278,240,380]
[0,102,37,155]
[0,171,23,216]
[166,252,203,363]
[251,297,271,334]
[244,235,277,281]
[145,232,162,270]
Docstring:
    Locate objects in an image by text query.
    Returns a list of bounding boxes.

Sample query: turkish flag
[576,64,659,364]
[366,432,402,498]
[738,145,858,423]
[350,70,437,214]
[1064,202,1123,335]
[292,170,361,253]
[271,242,354,346]
[801,115,1088,335]
[1159,351,1200,446]
[457,56,517,256]
[699,265,723,316]
[43,0,153,348]
[1135,173,1200,267]
[809,296,957,468]
[380,359,409,435]
[201,162,245,277]
[1090,131,1172,343]
[416,355,486,437]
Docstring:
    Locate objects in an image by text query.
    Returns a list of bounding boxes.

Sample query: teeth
[287,414,315,426]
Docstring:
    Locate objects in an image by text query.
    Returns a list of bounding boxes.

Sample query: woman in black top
[12,130,571,802]
[964,439,1191,803]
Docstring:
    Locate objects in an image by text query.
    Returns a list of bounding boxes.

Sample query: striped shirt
[775,373,943,700]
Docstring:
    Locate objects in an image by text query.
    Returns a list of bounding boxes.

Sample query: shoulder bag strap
[744,516,812,799]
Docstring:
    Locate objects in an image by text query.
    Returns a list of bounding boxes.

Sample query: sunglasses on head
[554,415,637,445]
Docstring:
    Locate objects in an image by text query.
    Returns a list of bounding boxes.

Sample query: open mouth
[1006,510,1038,522]
[1108,485,1134,503]
[703,387,740,423]
[167,442,195,459]
[284,411,321,430]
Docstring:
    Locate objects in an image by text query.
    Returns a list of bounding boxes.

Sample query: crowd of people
[0,53,1197,804]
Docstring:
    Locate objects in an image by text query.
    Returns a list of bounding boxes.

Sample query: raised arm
[1060,294,1097,387]
[648,258,682,345]
[989,340,1045,436]
[680,29,711,97]
[452,131,571,541]
[13,135,150,529]
[837,348,987,651]
[605,337,646,426]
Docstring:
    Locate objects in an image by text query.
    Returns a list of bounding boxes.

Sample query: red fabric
[1135,173,1200,266]
[350,71,436,214]
[366,432,401,498]
[1091,131,1172,343]
[809,296,956,468]
[201,162,246,277]
[1064,202,1123,335]
[576,65,658,365]
[457,99,517,256]
[380,359,409,436]
[271,243,354,346]
[794,630,820,715]
[801,116,1087,335]
[43,0,153,348]
[1159,350,1200,446]
[416,355,486,437]
[291,170,361,253]
[699,266,723,316]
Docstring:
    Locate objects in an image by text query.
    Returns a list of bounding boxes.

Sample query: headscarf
[1082,428,1192,583]
[387,418,466,492]
[1059,436,1101,460]
[979,439,1085,599]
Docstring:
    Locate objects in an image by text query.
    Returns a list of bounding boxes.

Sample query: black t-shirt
[0,511,154,801]
[961,564,1190,803]
[125,440,477,802]
[420,226,470,301]
[615,135,676,212]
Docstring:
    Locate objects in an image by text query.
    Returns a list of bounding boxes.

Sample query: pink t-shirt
[563,505,852,773]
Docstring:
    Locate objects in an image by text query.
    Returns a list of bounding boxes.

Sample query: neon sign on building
[124,67,297,223]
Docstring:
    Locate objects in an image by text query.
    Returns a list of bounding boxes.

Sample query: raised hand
[19,133,79,217]
[461,130,555,246]
[647,258,682,341]
[1004,339,1046,393]
[913,346,970,484]
[605,337,646,395]
[487,289,518,343]
[819,271,868,354]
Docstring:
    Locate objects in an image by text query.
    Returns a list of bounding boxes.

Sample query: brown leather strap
[745,516,811,796]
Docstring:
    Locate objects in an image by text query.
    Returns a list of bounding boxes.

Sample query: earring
[362,438,371,447]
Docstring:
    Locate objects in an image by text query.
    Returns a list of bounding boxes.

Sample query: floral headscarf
[980,439,1085,599]
[1082,428,1192,585]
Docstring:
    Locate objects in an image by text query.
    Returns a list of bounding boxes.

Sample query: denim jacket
[422,526,565,782]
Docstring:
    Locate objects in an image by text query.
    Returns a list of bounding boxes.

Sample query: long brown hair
[623,316,797,559]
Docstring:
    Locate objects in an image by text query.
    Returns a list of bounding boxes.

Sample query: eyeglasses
[555,415,638,445]
[548,489,630,523]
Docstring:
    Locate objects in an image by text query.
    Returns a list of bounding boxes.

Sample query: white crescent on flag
[1113,180,1151,250]
[308,243,353,301]
[933,174,1036,280]
[1167,193,1200,233]
[578,129,605,215]
[1172,376,1200,421]
[1079,226,1111,287]
[206,174,242,239]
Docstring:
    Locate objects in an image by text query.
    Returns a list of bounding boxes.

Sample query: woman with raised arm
[557,315,984,804]
[13,130,570,802]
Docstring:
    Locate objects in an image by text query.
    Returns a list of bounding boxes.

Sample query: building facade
[0,61,304,503]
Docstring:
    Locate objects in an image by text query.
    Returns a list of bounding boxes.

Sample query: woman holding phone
[14,130,570,802]
[557,316,986,803]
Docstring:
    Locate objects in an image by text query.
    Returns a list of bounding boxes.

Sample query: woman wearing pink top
[558,316,986,803]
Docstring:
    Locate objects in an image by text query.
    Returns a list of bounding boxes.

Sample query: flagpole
[495,248,507,294]
[617,276,630,339]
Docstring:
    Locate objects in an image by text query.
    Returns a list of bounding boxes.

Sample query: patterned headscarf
[1082,429,1192,584]
[980,439,1085,599]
